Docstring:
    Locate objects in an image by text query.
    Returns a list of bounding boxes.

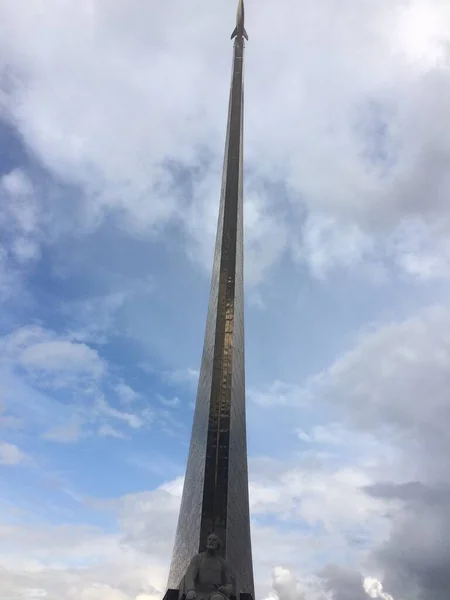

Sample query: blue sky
[1,1,450,599]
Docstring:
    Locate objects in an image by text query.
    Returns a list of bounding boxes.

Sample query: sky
[1,0,450,599]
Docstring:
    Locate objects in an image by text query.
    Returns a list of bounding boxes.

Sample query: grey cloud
[364,482,450,508]
[267,565,373,600]
[315,306,450,600]
[255,304,450,600]
[377,500,450,600]
[321,305,450,480]
[319,565,367,600]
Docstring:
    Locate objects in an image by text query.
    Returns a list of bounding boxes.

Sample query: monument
[165,2,254,599]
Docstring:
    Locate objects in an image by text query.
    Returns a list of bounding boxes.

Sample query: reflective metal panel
[167,34,254,597]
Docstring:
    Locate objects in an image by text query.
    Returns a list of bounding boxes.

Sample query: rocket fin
[231,27,249,40]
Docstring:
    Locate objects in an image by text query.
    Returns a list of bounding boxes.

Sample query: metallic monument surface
[167,1,254,597]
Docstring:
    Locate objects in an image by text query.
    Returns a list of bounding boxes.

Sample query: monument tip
[231,0,248,41]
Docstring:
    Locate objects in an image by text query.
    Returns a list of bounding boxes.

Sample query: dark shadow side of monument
[162,2,254,600]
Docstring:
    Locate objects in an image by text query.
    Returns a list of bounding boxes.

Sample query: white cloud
[1,169,33,197]
[249,458,386,539]
[364,578,394,600]
[269,567,304,600]
[114,382,140,404]
[95,396,145,430]
[2,325,105,381]
[157,395,180,408]
[0,467,388,600]
[98,424,126,439]
[0,479,181,597]
[0,326,153,441]
[294,214,375,280]
[390,218,450,280]
[0,520,165,600]
[20,340,105,377]
[248,380,308,408]
[296,423,349,446]
[0,441,27,466]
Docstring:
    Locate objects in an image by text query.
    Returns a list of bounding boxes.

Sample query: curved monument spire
[166,2,254,598]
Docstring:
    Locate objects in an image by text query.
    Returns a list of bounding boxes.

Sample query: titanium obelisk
[166,1,254,597]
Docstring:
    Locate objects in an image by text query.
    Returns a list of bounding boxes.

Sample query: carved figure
[184,534,234,600]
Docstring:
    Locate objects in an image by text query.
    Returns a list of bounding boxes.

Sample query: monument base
[163,590,253,600]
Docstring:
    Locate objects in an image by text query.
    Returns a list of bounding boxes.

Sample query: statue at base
[184,534,234,600]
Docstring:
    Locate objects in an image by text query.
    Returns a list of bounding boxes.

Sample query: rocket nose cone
[237,0,244,24]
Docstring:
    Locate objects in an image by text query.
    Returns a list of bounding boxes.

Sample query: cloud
[269,567,306,600]
[98,424,126,439]
[0,461,391,600]
[364,578,394,600]
[1,326,106,399]
[1,1,450,599]
[0,169,41,261]
[157,395,180,408]
[114,382,140,404]
[162,368,199,389]
[0,441,28,466]
[366,482,450,600]
[42,420,84,443]
[63,292,131,345]
[294,214,375,280]
[248,380,308,409]
[323,306,450,468]
[0,524,163,600]
[63,281,156,347]
[249,457,387,546]
[0,168,41,301]
[0,245,22,301]
[266,565,395,600]
[20,340,104,377]
[1,169,33,197]
[296,423,349,446]
[0,480,182,600]
[0,326,154,442]
[2,325,105,378]
[318,565,367,600]
[1,0,450,282]
[0,470,374,600]
[95,396,146,430]
[246,304,450,599]
[305,305,450,599]
[0,396,23,430]
[364,481,450,507]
